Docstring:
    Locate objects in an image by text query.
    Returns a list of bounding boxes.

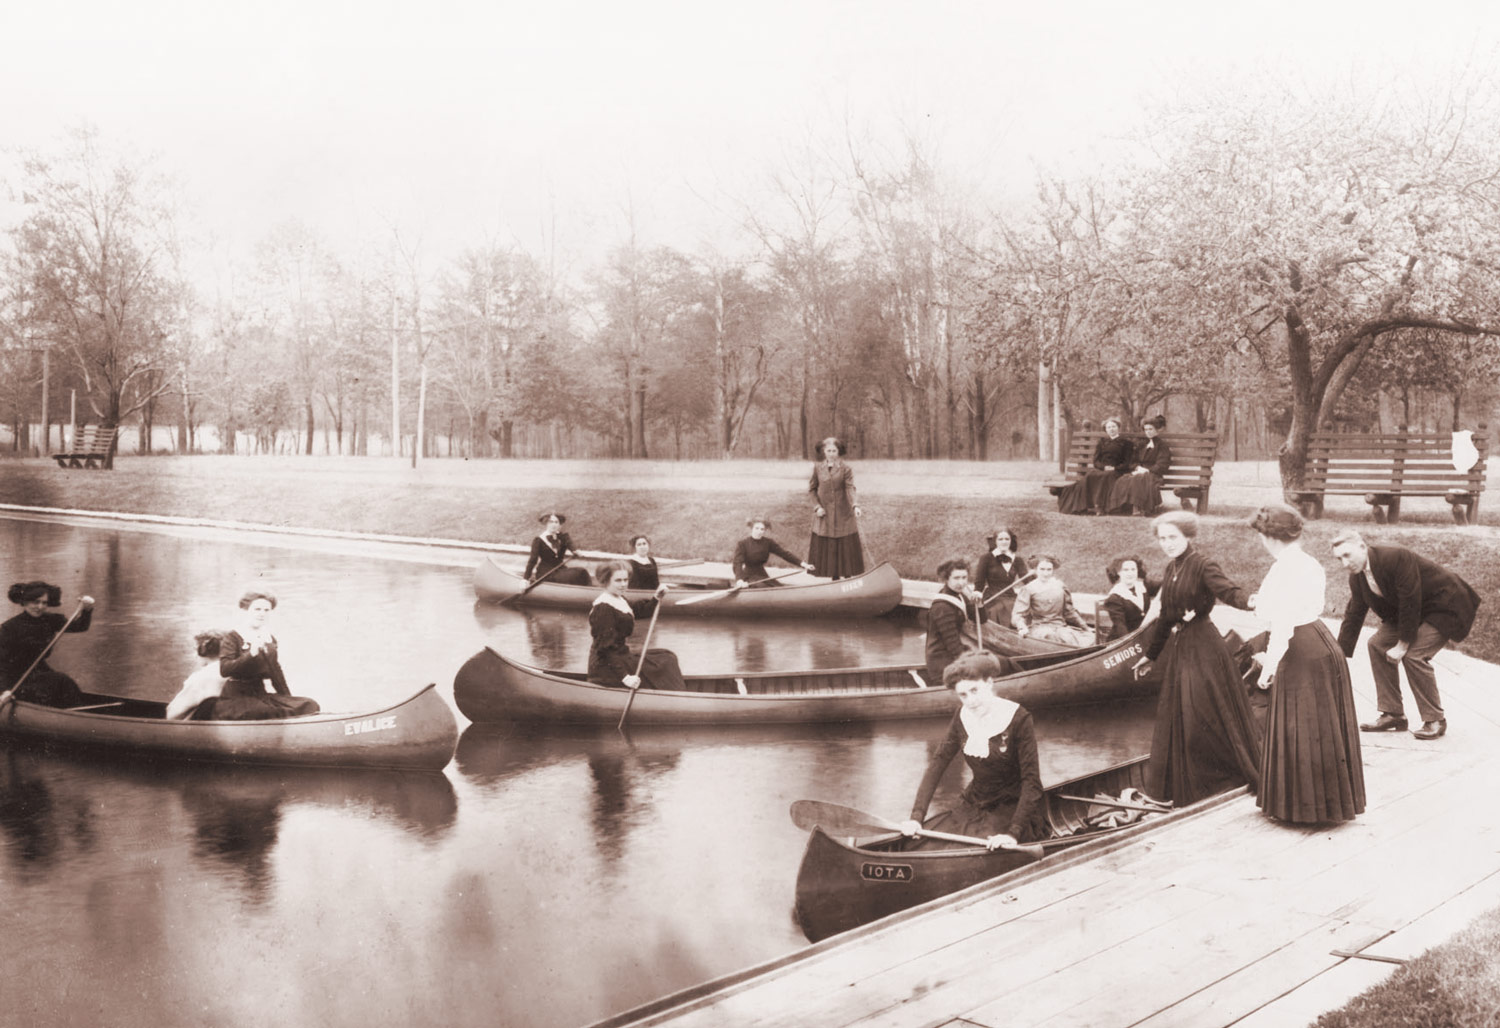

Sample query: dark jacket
[0,607,93,688]
[974,550,1029,599]
[626,558,659,591]
[1136,437,1172,482]
[1091,435,1135,473]
[587,596,658,685]
[219,631,290,696]
[1145,547,1251,661]
[926,589,986,683]
[524,533,578,580]
[732,536,802,582]
[1336,545,1481,655]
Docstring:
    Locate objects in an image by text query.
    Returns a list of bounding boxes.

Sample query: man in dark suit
[1332,530,1481,740]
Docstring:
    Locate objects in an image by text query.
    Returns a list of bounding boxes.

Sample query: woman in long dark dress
[1109,415,1172,516]
[587,561,684,690]
[974,524,1029,625]
[211,590,320,721]
[1100,555,1155,641]
[625,535,660,591]
[900,652,1048,850]
[1058,417,1135,515]
[524,513,591,587]
[807,436,864,579]
[1134,511,1261,805]
[732,518,814,587]
[0,582,93,707]
[925,558,1019,685]
[1247,504,1365,823]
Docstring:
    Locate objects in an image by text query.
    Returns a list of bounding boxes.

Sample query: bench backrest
[1305,426,1489,493]
[1060,430,1220,493]
[70,425,117,454]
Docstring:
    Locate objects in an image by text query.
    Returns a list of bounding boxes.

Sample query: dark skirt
[904,793,1047,850]
[1108,473,1162,515]
[1057,469,1118,514]
[12,670,84,708]
[1145,617,1262,805]
[548,566,592,587]
[199,679,320,721]
[807,534,864,579]
[1258,622,1366,823]
[588,648,685,691]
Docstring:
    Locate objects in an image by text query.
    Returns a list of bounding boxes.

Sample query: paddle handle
[1056,794,1172,814]
[1,598,91,706]
[617,593,666,731]
[982,571,1036,609]
[913,828,1044,858]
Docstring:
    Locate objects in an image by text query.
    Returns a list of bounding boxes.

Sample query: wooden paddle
[1056,793,1173,814]
[506,557,579,606]
[981,570,1036,610]
[674,567,804,606]
[789,799,1045,857]
[0,597,93,708]
[653,558,706,571]
[616,592,667,731]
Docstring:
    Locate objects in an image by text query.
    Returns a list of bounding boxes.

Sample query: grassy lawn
[3,455,1496,661]
[1314,904,1500,1027]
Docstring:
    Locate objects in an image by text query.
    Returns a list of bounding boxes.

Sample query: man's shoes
[1360,713,1409,732]
[1413,720,1447,740]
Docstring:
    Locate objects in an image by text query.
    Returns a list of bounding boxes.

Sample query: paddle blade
[673,588,729,607]
[790,800,902,835]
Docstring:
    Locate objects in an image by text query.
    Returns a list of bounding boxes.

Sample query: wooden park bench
[1289,425,1489,525]
[51,425,118,470]
[1045,426,1221,514]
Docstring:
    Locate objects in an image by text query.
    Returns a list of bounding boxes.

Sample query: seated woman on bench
[1,581,94,707]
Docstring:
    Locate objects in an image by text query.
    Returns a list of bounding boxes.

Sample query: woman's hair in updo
[628,535,650,548]
[1248,503,1304,542]
[1106,555,1146,584]
[1032,553,1062,570]
[942,651,1006,687]
[816,436,848,457]
[8,581,61,606]
[194,631,224,659]
[238,590,278,610]
[936,557,970,581]
[1152,510,1199,538]
[594,560,632,585]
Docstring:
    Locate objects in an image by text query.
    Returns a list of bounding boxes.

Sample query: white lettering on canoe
[344,716,398,736]
[860,862,914,882]
[1102,644,1142,670]
[839,579,865,593]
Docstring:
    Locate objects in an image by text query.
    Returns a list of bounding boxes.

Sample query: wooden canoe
[794,755,1206,941]
[451,625,1159,724]
[472,558,904,618]
[0,683,458,771]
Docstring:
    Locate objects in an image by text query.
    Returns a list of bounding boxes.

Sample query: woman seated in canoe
[166,631,232,720]
[973,524,1030,624]
[925,558,1019,686]
[1011,555,1094,647]
[732,517,814,588]
[900,652,1047,850]
[588,561,684,691]
[626,535,659,591]
[210,590,321,721]
[524,513,591,587]
[1,581,94,707]
[1100,554,1157,641]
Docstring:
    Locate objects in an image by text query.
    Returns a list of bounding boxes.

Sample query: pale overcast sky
[4,0,1498,278]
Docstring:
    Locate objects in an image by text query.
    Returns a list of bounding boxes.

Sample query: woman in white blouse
[1247,504,1365,824]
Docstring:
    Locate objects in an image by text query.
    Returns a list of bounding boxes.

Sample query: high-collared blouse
[1256,543,1327,673]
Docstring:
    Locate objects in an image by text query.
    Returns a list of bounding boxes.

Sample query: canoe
[472,557,904,618]
[451,624,1159,724]
[793,755,1212,942]
[0,683,458,771]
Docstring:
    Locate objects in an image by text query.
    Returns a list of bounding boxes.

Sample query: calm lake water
[0,517,1155,1028]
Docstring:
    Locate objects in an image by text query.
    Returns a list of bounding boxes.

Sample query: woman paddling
[0,582,93,707]
[925,558,1019,685]
[732,518,814,587]
[525,513,591,587]
[588,561,684,691]
[900,652,1047,851]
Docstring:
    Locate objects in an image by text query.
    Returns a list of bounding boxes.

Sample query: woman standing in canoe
[807,437,864,580]
[1246,504,1364,824]
[1133,511,1260,805]
[588,561,684,691]
[1,581,93,707]
[212,590,321,720]
[525,513,591,587]
[626,535,660,591]
[732,518,815,587]
[900,652,1047,850]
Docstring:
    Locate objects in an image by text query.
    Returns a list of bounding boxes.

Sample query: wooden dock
[593,634,1500,1028]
